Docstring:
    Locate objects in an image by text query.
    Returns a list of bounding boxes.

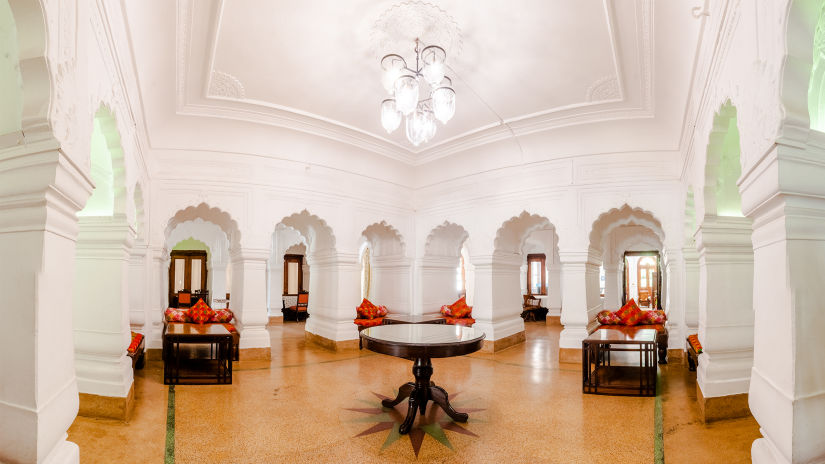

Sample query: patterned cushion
[210,308,234,323]
[596,310,621,325]
[616,299,643,326]
[688,334,703,353]
[641,310,667,324]
[187,298,215,324]
[448,297,473,318]
[164,307,189,323]
[356,299,379,319]
[445,316,475,326]
[128,331,144,354]
[376,305,389,317]
[440,304,453,317]
[222,323,238,334]
[354,317,384,327]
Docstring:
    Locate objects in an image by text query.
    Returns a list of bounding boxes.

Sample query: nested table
[582,328,657,396]
[164,323,233,385]
[360,324,485,434]
[382,312,446,325]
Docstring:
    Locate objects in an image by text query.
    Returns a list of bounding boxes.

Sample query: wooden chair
[177,291,192,308]
[522,294,540,322]
[295,293,309,322]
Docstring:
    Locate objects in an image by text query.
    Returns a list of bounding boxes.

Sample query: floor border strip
[655,375,664,464]
[165,385,175,464]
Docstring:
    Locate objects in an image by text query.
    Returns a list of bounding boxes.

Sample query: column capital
[558,247,602,265]
[230,247,270,262]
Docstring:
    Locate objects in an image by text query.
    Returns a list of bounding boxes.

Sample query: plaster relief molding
[586,75,621,102]
[176,0,194,110]
[208,70,246,100]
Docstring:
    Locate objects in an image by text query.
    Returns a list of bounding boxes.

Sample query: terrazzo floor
[67,320,760,463]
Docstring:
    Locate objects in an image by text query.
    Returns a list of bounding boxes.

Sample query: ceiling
[120,0,702,166]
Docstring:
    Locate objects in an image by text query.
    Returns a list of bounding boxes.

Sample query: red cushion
[354,317,384,327]
[641,309,666,324]
[616,299,643,326]
[222,323,238,334]
[445,316,475,326]
[440,304,453,317]
[210,308,234,323]
[688,334,703,353]
[187,299,215,324]
[448,297,473,318]
[164,307,189,323]
[128,332,143,353]
[596,310,621,325]
[178,293,191,304]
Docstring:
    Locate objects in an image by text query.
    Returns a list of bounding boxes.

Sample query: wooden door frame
[621,250,662,309]
[283,254,304,295]
[526,253,547,295]
[169,250,208,304]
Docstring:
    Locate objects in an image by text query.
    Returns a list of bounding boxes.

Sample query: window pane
[174,258,185,292]
[191,259,202,291]
[287,262,299,294]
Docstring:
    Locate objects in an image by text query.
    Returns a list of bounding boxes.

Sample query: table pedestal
[381,358,467,434]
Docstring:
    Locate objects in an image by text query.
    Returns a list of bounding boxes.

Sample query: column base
[238,348,271,361]
[78,384,134,421]
[696,383,751,423]
[481,330,525,353]
[752,437,789,464]
[559,347,582,364]
[305,331,359,352]
[43,439,80,464]
[267,315,283,326]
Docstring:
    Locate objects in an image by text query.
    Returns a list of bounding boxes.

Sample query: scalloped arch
[702,101,743,218]
[493,211,554,254]
[165,203,241,249]
[589,204,665,251]
[424,221,469,257]
[276,209,337,254]
[361,220,405,257]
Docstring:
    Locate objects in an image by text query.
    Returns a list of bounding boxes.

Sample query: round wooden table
[360,324,485,434]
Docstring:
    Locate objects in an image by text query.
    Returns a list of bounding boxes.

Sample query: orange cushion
[688,334,703,353]
[448,297,473,318]
[187,298,215,324]
[356,299,388,319]
[616,299,643,326]
[210,308,234,323]
[354,317,384,327]
[128,332,143,353]
[178,293,191,304]
[445,316,475,326]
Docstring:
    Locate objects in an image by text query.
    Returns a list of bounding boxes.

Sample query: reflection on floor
[68,320,760,463]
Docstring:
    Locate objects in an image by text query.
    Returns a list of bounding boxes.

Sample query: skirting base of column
[305,331,359,352]
[43,440,80,464]
[78,384,134,421]
[481,331,525,353]
[697,384,751,423]
[239,348,271,361]
[546,316,562,326]
[267,315,283,326]
[751,437,789,464]
[559,347,582,364]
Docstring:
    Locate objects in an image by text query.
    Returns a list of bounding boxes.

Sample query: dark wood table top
[360,324,485,359]
[166,323,230,337]
[586,327,656,343]
[383,313,445,324]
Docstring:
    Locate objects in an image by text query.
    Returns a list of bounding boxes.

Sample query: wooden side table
[382,313,446,325]
[164,323,233,385]
[582,328,657,396]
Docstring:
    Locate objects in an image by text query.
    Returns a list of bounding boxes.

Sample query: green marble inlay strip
[654,375,664,464]
[165,385,175,464]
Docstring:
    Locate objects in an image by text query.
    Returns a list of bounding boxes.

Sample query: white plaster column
[210,262,227,307]
[420,256,460,313]
[663,248,685,349]
[547,262,562,316]
[72,215,136,418]
[302,262,310,291]
[0,146,89,463]
[683,246,700,332]
[370,256,413,314]
[304,251,361,345]
[694,215,753,418]
[230,248,271,357]
[742,144,825,464]
[558,249,602,359]
[146,246,166,349]
[470,253,526,350]
[267,255,283,317]
[602,263,620,309]
[519,263,528,294]
[128,244,148,331]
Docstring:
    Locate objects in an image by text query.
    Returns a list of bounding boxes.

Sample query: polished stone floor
[68,320,760,463]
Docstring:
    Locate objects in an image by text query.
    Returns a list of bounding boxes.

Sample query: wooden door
[169,250,208,304]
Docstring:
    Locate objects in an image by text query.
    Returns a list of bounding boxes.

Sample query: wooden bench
[686,334,702,371]
[127,331,145,370]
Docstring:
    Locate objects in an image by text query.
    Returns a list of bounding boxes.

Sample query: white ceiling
[120,0,701,166]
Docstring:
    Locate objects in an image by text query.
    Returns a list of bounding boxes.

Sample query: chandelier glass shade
[379,39,456,145]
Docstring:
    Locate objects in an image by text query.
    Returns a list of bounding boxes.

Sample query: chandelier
[379,38,456,146]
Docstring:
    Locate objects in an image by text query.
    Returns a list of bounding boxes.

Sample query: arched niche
[164,203,241,251]
[0,0,23,139]
[702,102,743,218]
[359,221,410,313]
[77,106,127,217]
[421,221,471,311]
[276,209,336,255]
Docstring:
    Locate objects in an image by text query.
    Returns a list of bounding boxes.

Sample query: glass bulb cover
[380,54,406,94]
[380,99,402,133]
[382,68,402,94]
[422,62,445,87]
[394,75,419,115]
[432,86,456,124]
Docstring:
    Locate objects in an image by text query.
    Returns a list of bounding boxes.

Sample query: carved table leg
[429,384,468,422]
[382,382,415,408]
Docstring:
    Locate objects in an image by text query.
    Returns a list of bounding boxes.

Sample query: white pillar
[519,263,528,294]
[72,216,135,419]
[743,144,825,464]
[304,252,361,347]
[471,253,526,351]
[602,263,620,309]
[230,248,271,358]
[146,247,166,349]
[694,215,753,420]
[683,246,700,332]
[558,249,602,361]
[0,147,88,463]
[420,256,460,313]
[211,262,227,307]
[370,256,412,314]
[128,244,148,331]
[547,262,562,316]
[663,248,685,350]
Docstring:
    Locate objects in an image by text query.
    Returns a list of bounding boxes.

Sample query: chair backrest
[297,293,309,308]
[178,291,192,307]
